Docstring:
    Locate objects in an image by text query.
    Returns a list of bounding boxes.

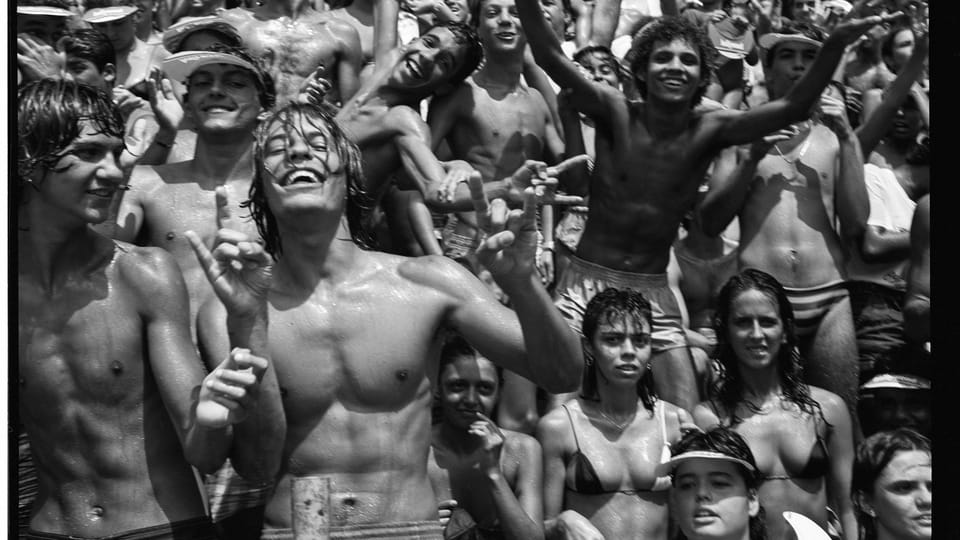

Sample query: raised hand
[506,155,590,206]
[438,160,477,203]
[17,33,64,82]
[829,10,906,47]
[472,174,539,281]
[195,347,269,428]
[816,94,853,138]
[146,67,183,133]
[186,186,272,317]
[295,64,333,108]
[465,412,505,474]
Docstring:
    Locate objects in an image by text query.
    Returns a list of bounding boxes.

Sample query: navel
[395,370,409,382]
[165,231,176,241]
[87,505,104,520]
[110,361,124,375]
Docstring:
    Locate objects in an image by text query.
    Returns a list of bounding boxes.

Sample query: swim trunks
[553,255,686,352]
[260,520,445,539]
[24,517,216,540]
[783,281,850,338]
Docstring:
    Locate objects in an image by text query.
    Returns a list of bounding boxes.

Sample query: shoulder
[503,429,543,456]
[115,243,185,292]
[807,386,848,420]
[396,254,484,294]
[385,104,430,131]
[325,16,362,38]
[692,400,722,428]
[536,402,575,439]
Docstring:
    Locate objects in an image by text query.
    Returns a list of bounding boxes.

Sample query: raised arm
[334,21,365,103]
[855,28,928,156]
[374,0,401,66]
[713,12,903,148]
[819,92,868,245]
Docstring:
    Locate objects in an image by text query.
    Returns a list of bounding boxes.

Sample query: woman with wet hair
[852,429,931,540]
[537,287,692,539]
[693,268,857,540]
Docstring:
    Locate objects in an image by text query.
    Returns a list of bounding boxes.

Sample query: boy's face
[792,0,820,23]
[576,51,621,88]
[388,26,469,92]
[765,41,820,99]
[92,13,139,52]
[671,459,759,540]
[478,0,526,54]
[185,63,263,134]
[642,38,702,104]
[64,55,115,92]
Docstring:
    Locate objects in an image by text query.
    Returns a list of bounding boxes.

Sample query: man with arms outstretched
[197,101,582,538]
[515,3,896,412]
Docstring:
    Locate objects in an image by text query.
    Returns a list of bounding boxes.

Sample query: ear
[747,488,760,517]
[855,491,875,517]
[103,62,117,86]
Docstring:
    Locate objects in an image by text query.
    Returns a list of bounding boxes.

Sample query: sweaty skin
[218,3,362,106]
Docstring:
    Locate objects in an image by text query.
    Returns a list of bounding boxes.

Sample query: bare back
[18,240,206,536]
[737,124,847,288]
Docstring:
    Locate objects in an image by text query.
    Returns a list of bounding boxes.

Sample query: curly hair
[243,101,375,258]
[17,79,125,206]
[579,288,658,414]
[671,426,768,540]
[709,269,829,428]
[624,16,717,107]
[852,428,931,540]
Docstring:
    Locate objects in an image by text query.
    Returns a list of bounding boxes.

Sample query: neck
[192,132,256,183]
[594,377,642,415]
[272,216,356,290]
[737,364,783,401]
[476,51,524,85]
[885,135,916,154]
[643,97,693,137]
[20,205,104,290]
[264,0,313,18]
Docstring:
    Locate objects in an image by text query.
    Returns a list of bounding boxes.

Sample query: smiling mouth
[406,58,424,79]
[495,32,517,40]
[661,78,685,88]
[281,168,325,186]
[86,188,117,198]
[202,104,236,113]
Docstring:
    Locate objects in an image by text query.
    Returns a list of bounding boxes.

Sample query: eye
[72,147,101,161]
[680,53,699,65]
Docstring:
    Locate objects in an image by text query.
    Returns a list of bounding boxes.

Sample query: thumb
[219,347,250,371]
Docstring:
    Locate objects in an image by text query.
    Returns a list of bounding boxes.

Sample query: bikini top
[762,412,831,482]
[562,402,673,495]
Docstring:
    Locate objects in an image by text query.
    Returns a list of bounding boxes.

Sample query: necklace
[595,407,637,431]
[773,124,812,165]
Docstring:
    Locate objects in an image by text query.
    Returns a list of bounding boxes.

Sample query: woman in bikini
[536,288,692,539]
[693,269,857,540]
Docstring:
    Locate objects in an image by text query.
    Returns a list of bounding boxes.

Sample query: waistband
[567,255,668,287]
[261,520,444,539]
[24,516,215,540]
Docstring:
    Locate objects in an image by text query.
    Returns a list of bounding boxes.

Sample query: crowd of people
[16,0,932,538]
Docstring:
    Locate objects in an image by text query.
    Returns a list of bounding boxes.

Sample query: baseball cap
[82,5,138,23]
[17,5,74,17]
[655,450,758,477]
[162,49,262,83]
[163,16,240,53]
[860,373,931,393]
[759,31,823,51]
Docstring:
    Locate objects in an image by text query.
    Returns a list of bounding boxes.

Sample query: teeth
[286,170,322,185]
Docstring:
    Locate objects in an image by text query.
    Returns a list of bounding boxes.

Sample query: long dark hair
[580,288,657,414]
[242,102,375,257]
[710,269,828,427]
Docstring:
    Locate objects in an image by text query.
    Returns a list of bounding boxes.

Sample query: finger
[215,186,233,229]
[211,242,242,265]
[209,393,242,411]
[160,76,175,99]
[545,154,591,177]
[467,171,489,217]
[550,194,586,206]
[481,230,516,252]
[438,499,458,509]
[520,187,536,227]
[233,349,269,379]
[237,241,271,265]
[205,377,248,400]
[217,369,259,387]
[489,198,509,233]
[185,230,218,276]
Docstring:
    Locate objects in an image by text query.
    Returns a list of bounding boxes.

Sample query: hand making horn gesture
[186,186,272,318]
[506,155,590,207]
[471,173,540,281]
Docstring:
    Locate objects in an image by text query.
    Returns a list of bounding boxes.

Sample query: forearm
[834,132,868,243]
[183,420,233,474]
[496,273,583,392]
[698,152,759,237]
[427,178,516,213]
[783,40,847,118]
[485,471,545,540]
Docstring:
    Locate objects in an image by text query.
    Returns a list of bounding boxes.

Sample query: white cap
[82,5,138,24]
[860,373,931,392]
[655,450,757,477]
[162,50,259,83]
[162,16,239,53]
[17,5,74,17]
[758,32,823,51]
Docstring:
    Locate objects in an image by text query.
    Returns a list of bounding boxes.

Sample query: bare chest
[242,19,338,75]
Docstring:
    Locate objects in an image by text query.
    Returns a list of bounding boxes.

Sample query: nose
[749,320,763,338]
[621,337,637,357]
[463,387,479,406]
[695,482,711,502]
[286,136,311,163]
[97,152,124,184]
[496,8,512,24]
[916,484,932,509]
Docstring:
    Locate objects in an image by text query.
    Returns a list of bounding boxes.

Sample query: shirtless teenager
[84,0,170,93]
[517,4,891,412]
[196,101,582,538]
[217,0,363,106]
[698,21,897,433]
[17,79,278,540]
[428,335,545,540]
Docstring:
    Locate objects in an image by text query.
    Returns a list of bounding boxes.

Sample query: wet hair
[573,44,627,85]
[624,16,716,106]
[59,29,116,72]
[439,333,505,386]
[17,79,125,206]
[243,101,375,257]
[579,288,657,413]
[671,426,767,540]
[709,269,829,428]
[762,20,827,67]
[852,428,931,540]
[431,21,484,88]
[184,43,277,110]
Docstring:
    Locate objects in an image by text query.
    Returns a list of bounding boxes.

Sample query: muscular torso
[219,7,352,105]
[130,162,259,331]
[18,242,205,536]
[577,102,718,273]
[263,252,452,528]
[738,124,847,288]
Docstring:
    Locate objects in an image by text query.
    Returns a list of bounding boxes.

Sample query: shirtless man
[197,101,582,538]
[329,0,402,82]
[84,0,170,93]
[517,1,894,412]
[698,22,893,430]
[116,45,271,331]
[218,0,363,106]
[429,334,544,539]
[17,78,279,540]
